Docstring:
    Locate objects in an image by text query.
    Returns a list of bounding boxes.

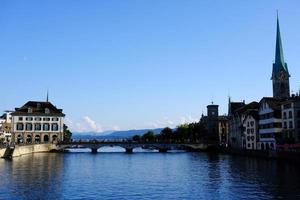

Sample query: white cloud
[65,116,121,133]
[83,116,103,132]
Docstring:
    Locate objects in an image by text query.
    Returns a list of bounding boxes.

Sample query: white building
[0,111,13,144]
[242,110,259,150]
[11,101,65,144]
[258,97,282,150]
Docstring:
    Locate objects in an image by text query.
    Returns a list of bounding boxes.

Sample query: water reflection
[0,153,64,200]
[0,152,300,200]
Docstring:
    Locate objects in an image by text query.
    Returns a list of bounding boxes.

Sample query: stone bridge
[57,141,211,153]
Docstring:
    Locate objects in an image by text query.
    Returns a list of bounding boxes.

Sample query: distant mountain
[72,128,163,140]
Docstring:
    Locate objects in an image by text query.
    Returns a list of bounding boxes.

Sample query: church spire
[275,12,285,68]
[272,11,289,80]
[46,90,49,102]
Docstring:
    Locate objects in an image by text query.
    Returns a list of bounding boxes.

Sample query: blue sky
[0,1,300,132]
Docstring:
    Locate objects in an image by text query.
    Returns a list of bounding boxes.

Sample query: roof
[234,101,259,114]
[11,101,65,116]
[243,109,259,120]
[228,102,245,115]
[259,97,282,111]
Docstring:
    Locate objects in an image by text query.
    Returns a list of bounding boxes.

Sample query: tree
[132,135,141,142]
[142,130,156,142]
[63,124,72,142]
[159,127,173,142]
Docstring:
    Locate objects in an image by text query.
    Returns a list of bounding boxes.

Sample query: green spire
[46,89,49,102]
[272,12,289,79]
[275,12,285,67]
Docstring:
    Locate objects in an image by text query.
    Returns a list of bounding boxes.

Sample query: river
[0,147,299,200]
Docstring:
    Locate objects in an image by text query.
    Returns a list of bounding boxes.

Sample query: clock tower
[271,14,290,99]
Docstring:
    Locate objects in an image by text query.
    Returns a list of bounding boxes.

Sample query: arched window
[26,135,32,143]
[43,135,49,142]
[52,135,58,142]
[35,135,40,143]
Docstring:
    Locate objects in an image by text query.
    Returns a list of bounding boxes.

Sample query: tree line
[132,122,211,143]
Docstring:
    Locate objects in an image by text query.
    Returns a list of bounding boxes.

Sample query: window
[52,117,59,121]
[52,123,59,131]
[28,107,33,113]
[284,122,287,129]
[247,122,250,127]
[251,129,254,134]
[43,117,51,121]
[45,108,50,114]
[35,117,41,121]
[26,117,33,121]
[35,123,41,131]
[250,121,254,127]
[43,123,50,131]
[289,121,293,129]
[25,123,32,131]
[283,112,287,119]
[247,143,251,148]
[17,123,24,130]
[18,117,23,121]
[289,111,293,119]
[247,129,250,134]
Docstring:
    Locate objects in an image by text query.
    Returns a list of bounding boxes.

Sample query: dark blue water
[0,148,300,200]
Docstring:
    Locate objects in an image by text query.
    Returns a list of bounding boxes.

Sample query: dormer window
[28,107,33,113]
[45,108,50,114]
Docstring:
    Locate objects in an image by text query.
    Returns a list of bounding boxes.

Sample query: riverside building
[11,100,65,144]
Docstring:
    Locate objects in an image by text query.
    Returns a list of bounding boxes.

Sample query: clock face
[279,70,286,81]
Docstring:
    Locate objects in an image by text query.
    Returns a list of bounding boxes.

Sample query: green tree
[142,130,156,142]
[63,124,72,142]
[159,127,173,142]
[132,135,141,142]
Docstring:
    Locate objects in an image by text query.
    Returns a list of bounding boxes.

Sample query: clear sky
[0,1,300,133]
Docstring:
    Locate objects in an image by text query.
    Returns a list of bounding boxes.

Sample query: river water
[0,147,300,200]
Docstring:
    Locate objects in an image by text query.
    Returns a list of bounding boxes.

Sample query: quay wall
[221,148,300,164]
[12,144,58,157]
[0,148,5,157]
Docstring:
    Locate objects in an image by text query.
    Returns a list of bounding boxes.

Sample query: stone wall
[0,148,6,158]
[12,144,58,157]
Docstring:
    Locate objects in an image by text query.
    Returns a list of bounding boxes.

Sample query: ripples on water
[0,148,300,200]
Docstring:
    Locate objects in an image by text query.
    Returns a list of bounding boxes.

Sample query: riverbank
[220,148,300,164]
[0,144,58,158]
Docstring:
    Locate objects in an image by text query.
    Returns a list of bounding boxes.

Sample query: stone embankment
[1,144,58,158]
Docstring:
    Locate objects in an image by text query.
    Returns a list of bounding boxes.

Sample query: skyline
[1,1,300,133]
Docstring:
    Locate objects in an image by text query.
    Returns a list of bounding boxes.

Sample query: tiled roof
[11,101,65,116]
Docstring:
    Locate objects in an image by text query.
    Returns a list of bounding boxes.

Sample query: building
[11,101,65,144]
[200,103,229,145]
[258,97,282,150]
[218,116,229,147]
[271,14,290,99]
[241,105,259,150]
[281,96,300,144]
[0,111,12,144]
[228,99,245,148]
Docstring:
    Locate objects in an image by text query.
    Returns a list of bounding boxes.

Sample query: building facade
[0,111,12,144]
[11,101,65,144]
[242,110,259,150]
[281,96,300,144]
[228,99,245,148]
[258,98,282,150]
